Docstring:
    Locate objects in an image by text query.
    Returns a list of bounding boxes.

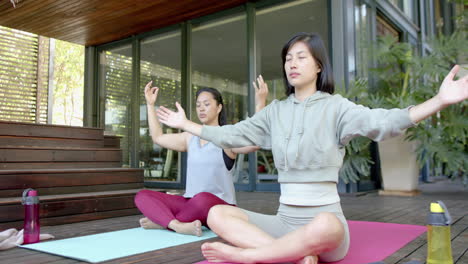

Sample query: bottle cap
[430,202,444,213]
[22,188,39,205]
[428,201,452,225]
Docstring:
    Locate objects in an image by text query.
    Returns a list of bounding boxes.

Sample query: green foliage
[339,137,374,184]
[342,25,467,184]
[52,40,85,126]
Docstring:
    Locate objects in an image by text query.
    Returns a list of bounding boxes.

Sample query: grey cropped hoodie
[201,91,415,183]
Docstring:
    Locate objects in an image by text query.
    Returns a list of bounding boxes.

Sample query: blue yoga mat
[20,227,217,263]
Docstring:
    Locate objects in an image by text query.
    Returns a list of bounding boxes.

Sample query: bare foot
[169,219,202,236]
[201,242,253,263]
[296,255,318,264]
[139,217,163,229]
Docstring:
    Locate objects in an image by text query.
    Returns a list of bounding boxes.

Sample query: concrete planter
[378,134,420,196]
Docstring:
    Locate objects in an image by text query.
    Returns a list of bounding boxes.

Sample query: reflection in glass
[101,45,133,166]
[191,12,249,184]
[255,0,329,184]
[355,1,371,78]
[140,31,182,182]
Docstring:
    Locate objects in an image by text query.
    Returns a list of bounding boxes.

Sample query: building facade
[81,0,460,192]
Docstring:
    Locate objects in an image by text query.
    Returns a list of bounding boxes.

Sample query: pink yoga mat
[194,220,426,264]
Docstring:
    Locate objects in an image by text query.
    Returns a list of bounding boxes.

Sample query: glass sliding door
[191,11,250,186]
[139,29,182,183]
[255,0,330,190]
[100,43,133,167]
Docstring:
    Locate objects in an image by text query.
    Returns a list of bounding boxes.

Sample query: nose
[289,58,297,69]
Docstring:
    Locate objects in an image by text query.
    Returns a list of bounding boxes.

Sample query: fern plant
[338,78,374,184]
[340,25,467,185]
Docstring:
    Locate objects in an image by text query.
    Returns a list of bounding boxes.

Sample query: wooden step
[104,135,121,148]
[0,161,122,170]
[0,189,144,230]
[0,135,104,148]
[0,121,103,140]
[0,182,144,198]
[0,168,144,197]
[0,147,122,162]
[0,121,145,229]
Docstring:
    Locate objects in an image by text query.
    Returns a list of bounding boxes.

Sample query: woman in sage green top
[156,33,468,264]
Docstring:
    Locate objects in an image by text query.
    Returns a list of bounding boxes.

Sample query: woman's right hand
[156,102,188,130]
[253,75,269,112]
[144,81,159,106]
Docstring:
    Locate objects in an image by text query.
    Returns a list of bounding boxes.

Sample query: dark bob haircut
[195,87,227,126]
[281,32,334,96]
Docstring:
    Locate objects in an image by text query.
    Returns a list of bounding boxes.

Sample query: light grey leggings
[242,202,350,262]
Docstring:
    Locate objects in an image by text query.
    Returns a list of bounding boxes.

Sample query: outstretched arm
[145,81,189,152]
[409,65,468,123]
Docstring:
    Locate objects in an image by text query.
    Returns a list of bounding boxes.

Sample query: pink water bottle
[22,188,40,244]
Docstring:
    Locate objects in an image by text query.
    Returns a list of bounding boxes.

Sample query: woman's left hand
[436,65,468,106]
[156,102,188,130]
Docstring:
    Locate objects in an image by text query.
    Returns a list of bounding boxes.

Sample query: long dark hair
[281,32,334,96]
[195,87,227,126]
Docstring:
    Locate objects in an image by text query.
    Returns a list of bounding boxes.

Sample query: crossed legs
[202,204,345,264]
[135,190,229,236]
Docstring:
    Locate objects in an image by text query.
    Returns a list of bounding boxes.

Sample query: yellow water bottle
[426,200,453,264]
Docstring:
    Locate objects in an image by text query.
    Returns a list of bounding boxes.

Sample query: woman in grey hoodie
[156,33,468,264]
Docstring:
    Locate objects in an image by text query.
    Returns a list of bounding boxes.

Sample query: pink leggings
[134,190,230,228]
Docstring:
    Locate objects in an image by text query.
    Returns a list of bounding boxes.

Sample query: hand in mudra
[437,65,468,106]
[156,102,188,129]
[144,81,159,106]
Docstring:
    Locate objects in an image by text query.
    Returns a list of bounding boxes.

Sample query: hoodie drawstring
[295,103,307,162]
[283,91,327,170]
[284,105,296,170]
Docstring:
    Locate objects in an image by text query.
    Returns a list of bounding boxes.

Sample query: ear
[317,67,321,73]
[217,104,223,114]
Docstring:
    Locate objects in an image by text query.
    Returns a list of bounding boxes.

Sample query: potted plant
[339,27,467,194]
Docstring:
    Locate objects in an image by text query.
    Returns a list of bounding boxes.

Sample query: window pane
[388,0,417,24]
[256,0,329,184]
[355,1,371,78]
[140,30,182,183]
[402,0,417,24]
[100,44,132,167]
[191,12,249,185]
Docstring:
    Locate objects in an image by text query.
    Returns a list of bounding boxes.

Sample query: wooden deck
[1,181,467,264]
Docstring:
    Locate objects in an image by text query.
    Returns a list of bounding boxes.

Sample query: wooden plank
[0,188,143,205]
[42,195,136,218]
[457,250,468,264]
[0,0,248,46]
[0,121,103,140]
[452,220,468,264]
[0,182,143,197]
[0,208,141,232]
[0,168,143,190]
[0,136,104,148]
[0,167,143,175]
[0,161,122,170]
[378,189,421,196]
[103,135,121,148]
[0,148,121,162]
[0,195,137,222]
